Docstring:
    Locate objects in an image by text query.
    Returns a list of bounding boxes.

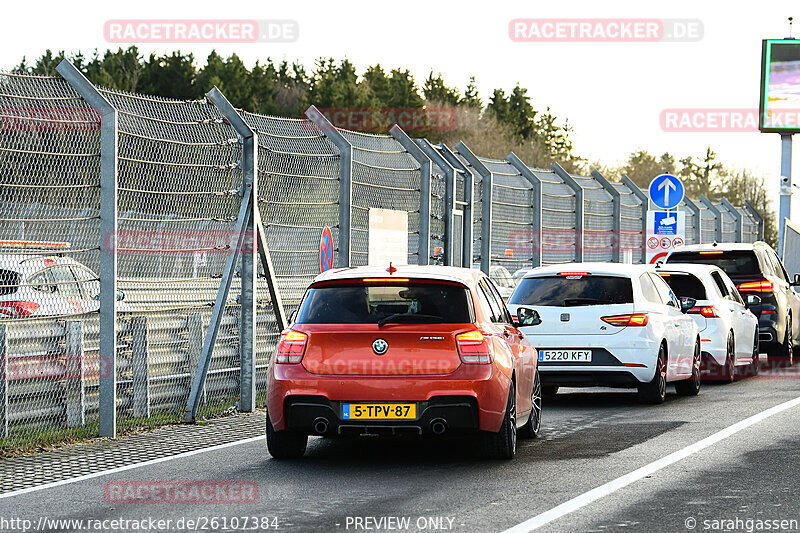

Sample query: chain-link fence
[740,206,760,243]
[699,201,717,244]
[480,157,534,277]
[0,65,766,453]
[343,129,421,267]
[678,198,699,245]
[0,71,101,449]
[100,87,250,428]
[611,180,645,263]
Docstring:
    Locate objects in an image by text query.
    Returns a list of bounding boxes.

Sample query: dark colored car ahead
[666,242,800,366]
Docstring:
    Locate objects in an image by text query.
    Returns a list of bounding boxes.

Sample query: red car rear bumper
[267,362,510,433]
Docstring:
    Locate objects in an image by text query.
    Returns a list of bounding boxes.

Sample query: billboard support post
[779,134,793,257]
[760,39,800,256]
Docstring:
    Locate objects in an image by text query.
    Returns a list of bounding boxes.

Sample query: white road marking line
[504,395,800,533]
[0,436,262,500]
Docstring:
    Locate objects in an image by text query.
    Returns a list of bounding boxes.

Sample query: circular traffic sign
[648,174,685,210]
[649,251,668,264]
[660,237,672,249]
[672,237,684,247]
[647,237,659,249]
[319,226,334,272]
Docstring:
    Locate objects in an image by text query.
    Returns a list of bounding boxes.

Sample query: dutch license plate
[538,350,592,362]
[342,403,416,420]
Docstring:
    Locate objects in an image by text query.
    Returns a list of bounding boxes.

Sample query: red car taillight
[737,280,773,293]
[687,306,719,318]
[0,301,39,317]
[456,330,491,364]
[601,313,649,327]
[276,330,307,364]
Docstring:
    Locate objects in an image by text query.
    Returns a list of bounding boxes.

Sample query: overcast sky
[3,0,797,208]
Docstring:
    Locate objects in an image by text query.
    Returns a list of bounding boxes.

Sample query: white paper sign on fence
[368,208,408,266]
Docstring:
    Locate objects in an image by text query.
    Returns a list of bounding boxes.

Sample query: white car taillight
[601,313,649,327]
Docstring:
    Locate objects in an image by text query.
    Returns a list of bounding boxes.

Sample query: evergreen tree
[462,76,482,109]
[423,72,460,106]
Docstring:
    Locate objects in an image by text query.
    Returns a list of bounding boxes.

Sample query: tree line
[12,48,776,246]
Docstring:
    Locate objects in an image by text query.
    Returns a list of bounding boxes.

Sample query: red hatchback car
[266,265,542,459]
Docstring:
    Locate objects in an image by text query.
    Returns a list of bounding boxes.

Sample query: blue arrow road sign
[648,174,684,210]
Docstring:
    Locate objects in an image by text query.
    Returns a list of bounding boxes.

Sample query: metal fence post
[438,144,474,268]
[621,176,648,258]
[699,195,722,242]
[390,125,431,265]
[64,320,85,427]
[305,105,352,267]
[745,202,764,240]
[456,142,494,274]
[720,197,743,242]
[552,163,584,262]
[506,153,542,268]
[187,313,206,405]
[184,175,253,422]
[591,170,622,262]
[205,87,257,413]
[56,59,118,438]
[130,316,149,419]
[416,139,456,266]
[682,197,702,244]
[0,324,7,439]
[254,215,288,331]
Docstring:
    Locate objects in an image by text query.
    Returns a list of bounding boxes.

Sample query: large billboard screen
[760,39,800,133]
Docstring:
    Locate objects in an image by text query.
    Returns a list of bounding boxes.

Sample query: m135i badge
[419,336,445,341]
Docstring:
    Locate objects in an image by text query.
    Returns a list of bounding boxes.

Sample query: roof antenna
[789,17,794,39]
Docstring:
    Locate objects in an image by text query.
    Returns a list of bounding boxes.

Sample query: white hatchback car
[657,264,760,381]
[507,263,701,404]
[0,242,122,317]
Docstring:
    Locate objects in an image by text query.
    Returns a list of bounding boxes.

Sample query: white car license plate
[538,350,592,362]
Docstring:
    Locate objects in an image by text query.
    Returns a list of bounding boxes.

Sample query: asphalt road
[2,359,800,533]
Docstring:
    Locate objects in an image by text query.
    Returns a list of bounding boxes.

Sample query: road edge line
[0,436,262,500]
